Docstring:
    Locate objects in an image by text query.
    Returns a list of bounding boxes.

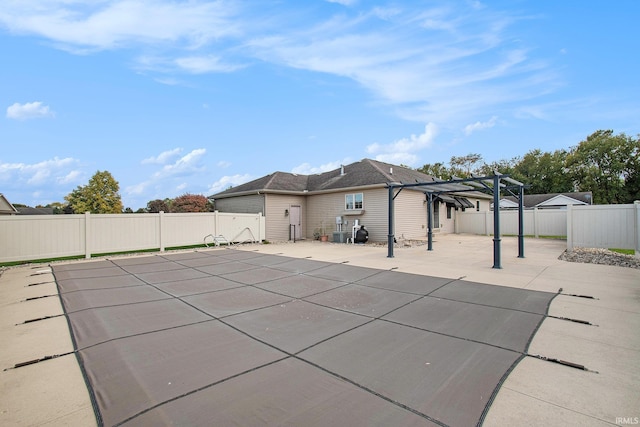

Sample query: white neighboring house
[0,194,18,215]
[497,192,593,209]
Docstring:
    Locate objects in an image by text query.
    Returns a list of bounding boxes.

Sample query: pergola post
[493,174,502,269]
[518,184,525,258]
[426,192,434,251]
[387,185,395,258]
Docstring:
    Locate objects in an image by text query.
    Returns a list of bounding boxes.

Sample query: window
[476,201,480,212]
[446,204,452,219]
[433,200,440,227]
[345,193,363,210]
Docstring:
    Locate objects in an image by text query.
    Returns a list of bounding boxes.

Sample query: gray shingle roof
[210,159,436,198]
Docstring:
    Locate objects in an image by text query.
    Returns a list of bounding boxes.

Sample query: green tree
[416,162,451,179]
[44,202,65,214]
[64,170,123,213]
[566,130,639,204]
[511,149,573,194]
[477,157,518,177]
[450,153,484,177]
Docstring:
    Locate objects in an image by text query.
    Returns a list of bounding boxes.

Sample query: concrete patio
[1,234,638,426]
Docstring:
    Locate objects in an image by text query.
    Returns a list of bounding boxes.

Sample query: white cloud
[217,160,231,168]
[248,4,551,124]
[371,152,419,166]
[0,2,558,127]
[0,1,241,51]
[6,101,54,120]
[0,157,80,188]
[57,170,82,184]
[136,54,244,75]
[142,148,183,164]
[125,181,149,196]
[127,148,208,199]
[326,0,357,6]
[208,174,254,194]
[291,159,351,175]
[153,77,185,86]
[174,55,245,74]
[463,116,498,135]
[158,148,207,176]
[366,123,437,166]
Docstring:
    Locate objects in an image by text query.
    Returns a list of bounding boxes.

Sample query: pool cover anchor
[547,315,599,326]
[4,351,76,371]
[558,288,599,300]
[15,314,65,325]
[28,280,55,287]
[29,269,52,277]
[23,294,57,301]
[528,354,599,374]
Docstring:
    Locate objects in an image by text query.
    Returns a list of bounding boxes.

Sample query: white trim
[537,194,587,207]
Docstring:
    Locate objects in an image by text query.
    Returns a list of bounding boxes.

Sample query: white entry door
[289,205,302,240]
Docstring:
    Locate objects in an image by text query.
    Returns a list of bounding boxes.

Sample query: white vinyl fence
[455,208,567,237]
[566,203,640,252]
[456,203,640,255]
[0,211,265,263]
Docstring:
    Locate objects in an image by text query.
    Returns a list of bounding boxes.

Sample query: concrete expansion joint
[502,386,616,426]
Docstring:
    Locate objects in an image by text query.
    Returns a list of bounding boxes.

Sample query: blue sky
[1,1,638,210]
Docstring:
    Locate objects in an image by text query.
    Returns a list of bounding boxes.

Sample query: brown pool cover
[52,249,557,427]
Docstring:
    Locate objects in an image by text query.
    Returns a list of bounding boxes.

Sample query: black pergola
[387,173,525,268]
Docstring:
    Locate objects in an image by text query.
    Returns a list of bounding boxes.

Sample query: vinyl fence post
[159,211,165,253]
[84,212,91,259]
[635,201,640,258]
[214,210,219,238]
[566,204,573,251]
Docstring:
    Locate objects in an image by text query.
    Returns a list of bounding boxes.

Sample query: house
[0,194,18,215]
[15,206,55,215]
[210,159,492,242]
[498,192,593,209]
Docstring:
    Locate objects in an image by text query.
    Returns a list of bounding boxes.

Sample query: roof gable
[537,194,588,207]
[0,193,18,214]
[502,192,593,208]
[499,199,519,208]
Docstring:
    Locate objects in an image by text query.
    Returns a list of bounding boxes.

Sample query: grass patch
[0,255,86,267]
[500,234,567,240]
[609,248,635,255]
[0,243,214,267]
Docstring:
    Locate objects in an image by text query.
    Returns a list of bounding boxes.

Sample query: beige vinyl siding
[394,189,428,239]
[306,188,388,242]
[214,194,265,214]
[264,194,307,241]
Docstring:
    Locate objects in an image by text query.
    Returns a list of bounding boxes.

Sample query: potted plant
[319,220,329,242]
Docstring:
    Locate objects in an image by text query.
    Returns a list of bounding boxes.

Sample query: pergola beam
[386,173,526,267]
